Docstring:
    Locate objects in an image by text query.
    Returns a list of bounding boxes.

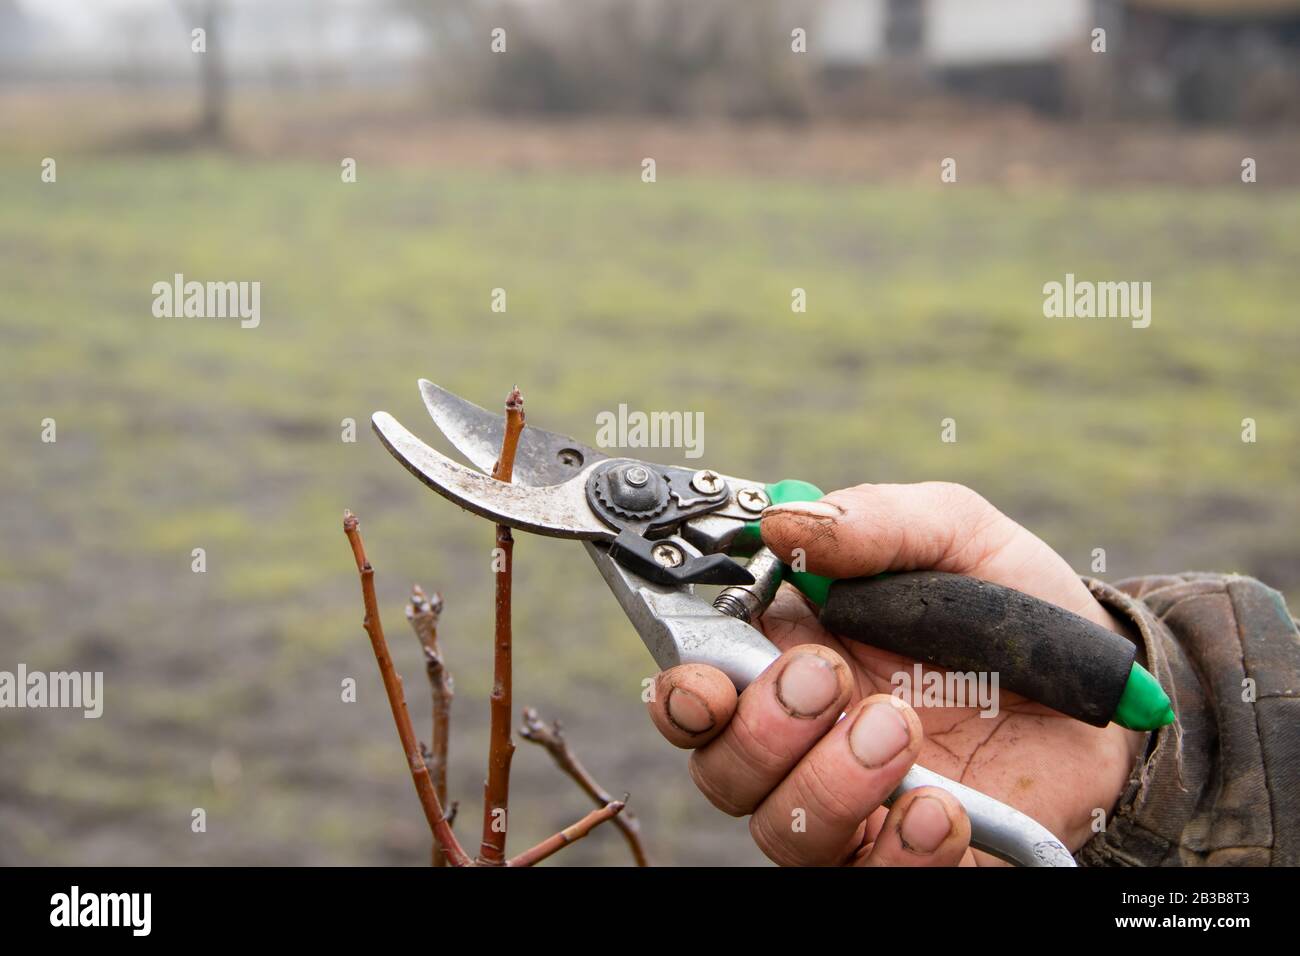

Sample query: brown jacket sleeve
[1076,573,1300,866]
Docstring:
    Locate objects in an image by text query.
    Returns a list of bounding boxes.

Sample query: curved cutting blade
[372,411,611,539]
[419,379,608,486]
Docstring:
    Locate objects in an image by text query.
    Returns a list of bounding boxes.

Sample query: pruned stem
[343,510,471,868]
[407,584,453,867]
[491,387,526,485]
[478,387,525,865]
[520,707,649,866]
[506,798,627,868]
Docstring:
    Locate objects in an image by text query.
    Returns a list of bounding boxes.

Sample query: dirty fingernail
[667,686,714,734]
[849,700,912,767]
[776,653,841,717]
[900,797,953,854]
[763,500,841,521]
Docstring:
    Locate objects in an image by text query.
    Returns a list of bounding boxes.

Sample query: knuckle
[795,753,865,825]
[928,481,989,519]
[730,697,807,772]
[748,808,805,867]
[923,482,1011,565]
[688,753,749,817]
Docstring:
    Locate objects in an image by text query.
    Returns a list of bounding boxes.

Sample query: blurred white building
[817,0,1089,67]
[3,0,424,86]
[4,0,1093,80]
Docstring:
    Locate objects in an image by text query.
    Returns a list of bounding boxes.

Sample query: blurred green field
[1,152,1297,865]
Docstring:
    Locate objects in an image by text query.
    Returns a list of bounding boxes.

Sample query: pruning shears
[372,381,1170,867]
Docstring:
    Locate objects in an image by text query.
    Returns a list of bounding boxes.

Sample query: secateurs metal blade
[373,380,1127,867]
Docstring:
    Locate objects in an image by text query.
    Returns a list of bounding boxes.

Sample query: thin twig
[506,798,628,868]
[407,584,453,867]
[478,387,525,865]
[520,707,649,866]
[343,510,471,868]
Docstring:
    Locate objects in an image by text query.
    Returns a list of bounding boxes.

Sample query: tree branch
[343,510,471,868]
[506,798,627,868]
[346,385,643,868]
[406,584,454,867]
[520,707,649,866]
[478,387,525,865]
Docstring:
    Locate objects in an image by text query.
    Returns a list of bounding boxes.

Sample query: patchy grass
[1,152,1296,865]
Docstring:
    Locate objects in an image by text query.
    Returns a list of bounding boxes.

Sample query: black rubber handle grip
[819,572,1136,727]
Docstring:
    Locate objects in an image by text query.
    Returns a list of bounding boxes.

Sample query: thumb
[759,482,1112,629]
[760,482,1008,579]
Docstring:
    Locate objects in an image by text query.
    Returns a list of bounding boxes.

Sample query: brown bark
[477,387,525,865]
[506,799,627,868]
[520,708,649,866]
[347,384,647,867]
[406,585,454,866]
[342,511,470,867]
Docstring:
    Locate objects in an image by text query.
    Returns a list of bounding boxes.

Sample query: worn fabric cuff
[1075,573,1300,866]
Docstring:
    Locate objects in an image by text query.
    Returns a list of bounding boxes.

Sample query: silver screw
[737,486,771,513]
[624,465,650,488]
[691,469,724,495]
[651,542,684,569]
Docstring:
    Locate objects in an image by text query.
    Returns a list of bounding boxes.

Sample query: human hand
[645,482,1145,865]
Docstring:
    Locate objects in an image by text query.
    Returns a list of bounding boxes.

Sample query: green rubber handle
[740,480,1173,731]
[736,479,833,605]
